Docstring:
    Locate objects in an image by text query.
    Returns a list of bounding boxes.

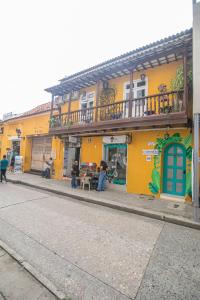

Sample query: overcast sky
[0,0,192,118]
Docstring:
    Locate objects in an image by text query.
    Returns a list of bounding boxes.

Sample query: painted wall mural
[148,133,192,197]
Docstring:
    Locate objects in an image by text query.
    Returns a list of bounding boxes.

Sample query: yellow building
[45,29,193,201]
[0,103,57,173]
[0,29,193,202]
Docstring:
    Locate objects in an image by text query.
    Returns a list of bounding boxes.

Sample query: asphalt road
[0,246,56,300]
[0,183,199,300]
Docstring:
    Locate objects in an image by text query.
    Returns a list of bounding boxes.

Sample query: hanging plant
[49,116,56,128]
[170,64,192,91]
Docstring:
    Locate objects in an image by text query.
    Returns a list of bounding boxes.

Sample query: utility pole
[192,0,200,222]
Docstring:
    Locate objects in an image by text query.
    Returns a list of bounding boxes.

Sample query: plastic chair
[81,176,91,190]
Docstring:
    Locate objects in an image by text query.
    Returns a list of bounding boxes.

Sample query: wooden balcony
[49,90,189,135]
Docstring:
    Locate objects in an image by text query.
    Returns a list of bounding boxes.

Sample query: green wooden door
[104,144,127,185]
[163,143,186,196]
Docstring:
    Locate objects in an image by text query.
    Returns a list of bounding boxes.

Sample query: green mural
[148,133,192,197]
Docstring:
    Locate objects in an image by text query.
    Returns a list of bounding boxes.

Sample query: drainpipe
[192,0,200,222]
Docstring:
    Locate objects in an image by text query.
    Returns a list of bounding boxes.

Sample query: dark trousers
[1,169,7,182]
[42,168,50,179]
[71,175,77,188]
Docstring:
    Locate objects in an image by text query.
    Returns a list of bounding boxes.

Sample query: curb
[8,178,200,231]
[0,239,67,300]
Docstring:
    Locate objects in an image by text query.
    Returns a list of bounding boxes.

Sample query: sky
[0,0,192,119]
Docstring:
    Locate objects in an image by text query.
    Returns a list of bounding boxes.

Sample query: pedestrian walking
[97,160,108,191]
[0,155,9,183]
[71,161,79,188]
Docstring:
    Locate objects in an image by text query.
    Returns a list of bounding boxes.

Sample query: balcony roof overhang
[45,29,192,96]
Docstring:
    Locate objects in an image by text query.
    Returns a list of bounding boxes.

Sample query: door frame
[162,143,186,196]
[104,143,127,185]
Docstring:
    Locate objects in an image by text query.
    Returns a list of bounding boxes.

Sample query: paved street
[0,247,56,300]
[0,183,200,300]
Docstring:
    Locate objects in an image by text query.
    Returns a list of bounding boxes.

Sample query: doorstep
[160,193,185,203]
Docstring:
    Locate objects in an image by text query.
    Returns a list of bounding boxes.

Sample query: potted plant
[170,64,193,111]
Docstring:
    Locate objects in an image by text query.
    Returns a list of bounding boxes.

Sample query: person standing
[0,155,9,183]
[43,157,54,179]
[97,160,108,191]
[71,161,79,188]
[9,155,15,173]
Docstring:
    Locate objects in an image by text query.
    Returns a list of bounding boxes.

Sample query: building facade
[45,29,193,201]
[0,29,193,202]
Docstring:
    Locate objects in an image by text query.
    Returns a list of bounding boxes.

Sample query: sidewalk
[0,246,57,300]
[7,172,200,229]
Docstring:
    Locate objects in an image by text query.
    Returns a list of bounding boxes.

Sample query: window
[63,91,79,102]
[71,91,79,100]
[80,92,95,123]
[62,93,70,102]
[124,78,148,100]
[80,92,95,109]
[124,78,148,117]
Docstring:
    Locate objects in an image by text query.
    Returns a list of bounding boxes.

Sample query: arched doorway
[163,143,186,196]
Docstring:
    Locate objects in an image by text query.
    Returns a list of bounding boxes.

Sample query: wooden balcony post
[95,80,100,122]
[49,93,54,128]
[67,92,72,123]
[50,93,54,119]
[129,69,134,118]
[183,51,188,113]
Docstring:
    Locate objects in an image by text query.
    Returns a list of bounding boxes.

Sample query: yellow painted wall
[51,137,64,179]
[81,137,103,165]
[23,138,32,172]
[127,128,191,197]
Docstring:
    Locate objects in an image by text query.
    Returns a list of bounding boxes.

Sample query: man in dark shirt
[0,155,9,183]
[71,161,79,188]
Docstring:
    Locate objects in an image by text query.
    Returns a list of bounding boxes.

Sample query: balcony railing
[50,90,184,129]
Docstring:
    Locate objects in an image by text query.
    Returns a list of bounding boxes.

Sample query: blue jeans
[97,171,106,191]
[71,175,77,188]
[42,168,50,179]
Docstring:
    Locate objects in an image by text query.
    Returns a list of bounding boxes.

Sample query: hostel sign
[103,135,131,144]
[142,149,159,156]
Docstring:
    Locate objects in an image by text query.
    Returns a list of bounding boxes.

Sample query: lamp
[110,136,114,143]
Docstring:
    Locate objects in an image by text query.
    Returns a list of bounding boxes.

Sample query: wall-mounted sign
[103,135,131,144]
[69,136,78,143]
[64,136,81,148]
[8,136,21,141]
[142,149,159,156]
